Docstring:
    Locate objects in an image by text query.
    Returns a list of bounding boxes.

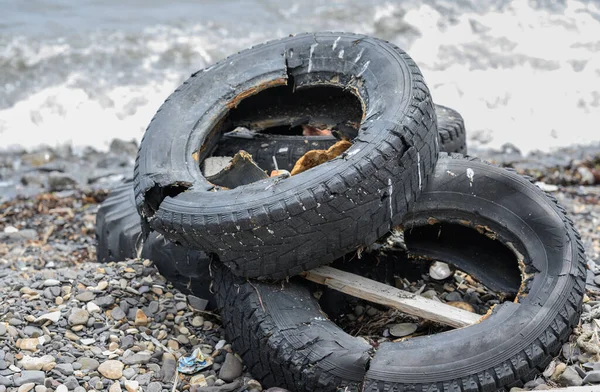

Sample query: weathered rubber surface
[214,104,466,172]
[134,32,439,279]
[435,104,467,155]
[213,154,586,392]
[96,182,144,263]
[95,181,213,303]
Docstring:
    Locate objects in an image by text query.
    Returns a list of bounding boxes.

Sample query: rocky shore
[0,141,599,391]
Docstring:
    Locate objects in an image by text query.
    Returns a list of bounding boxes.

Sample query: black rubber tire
[95,181,214,303]
[95,182,144,263]
[212,153,586,392]
[134,32,439,279]
[213,104,466,172]
[435,104,467,155]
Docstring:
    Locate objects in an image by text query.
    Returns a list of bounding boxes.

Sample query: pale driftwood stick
[301,266,481,329]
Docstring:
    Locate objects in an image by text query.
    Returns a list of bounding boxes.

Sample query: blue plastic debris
[177,348,213,374]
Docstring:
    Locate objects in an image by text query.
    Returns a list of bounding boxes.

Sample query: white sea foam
[0,0,598,153]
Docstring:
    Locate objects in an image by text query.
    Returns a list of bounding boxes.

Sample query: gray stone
[75,292,95,302]
[147,382,162,392]
[0,325,5,336]
[187,295,208,311]
[68,309,89,326]
[34,386,46,392]
[218,353,243,383]
[123,352,151,366]
[161,353,177,383]
[445,291,463,302]
[73,387,85,392]
[75,357,99,371]
[145,301,159,316]
[562,343,581,361]
[389,323,418,338]
[13,371,45,386]
[110,306,126,320]
[23,326,43,337]
[120,335,134,349]
[48,172,78,192]
[354,305,365,317]
[0,376,11,387]
[135,372,152,386]
[122,367,137,380]
[95,296,115,308]
[559,366,583,387]
[63,376,79,390]
[55,363,74,376]
[0,230,38,243]
[583,370,600,383]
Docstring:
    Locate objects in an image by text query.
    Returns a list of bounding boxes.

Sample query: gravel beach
[0,141,599,391]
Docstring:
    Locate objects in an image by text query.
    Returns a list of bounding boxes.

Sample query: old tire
[95,182,144,263]
[134,32,439,279]
[95,181,213,301]
[213,153,586,392]
[214,103,466,172]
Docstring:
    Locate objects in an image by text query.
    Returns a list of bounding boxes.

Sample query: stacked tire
[96,32,585,392]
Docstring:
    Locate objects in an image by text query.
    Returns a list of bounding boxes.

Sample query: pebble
[219,353,243,382]
[55,363,74,376]
[18,383,35,392]
[34,311,61,324]
[445,291,463,302]
[146,382,162,392]
[447,301,476,313]
[109,382,122,392]
[110,306,126,320]
[135,309,148,326]
[0,325,5,336]
[21,356,55,371]
[429,261,453,280]
[124,380,139,392]
[75,291,95,302]
[55,386,68,392]
[13,371,45,386]
[558,366,583,386]
[188,295,209,311]
[123,352,151,365]
[86,302,101,313]
[583,370,600,383]
[95,296,115,307]
[191,316,204,327]
[67,308,89,326]
[43,279,60,287]
[161,353,177,382]
[76,357,99,371]
[389,323,418,338]
[98,360,124,380]
[562,343,581,362]
[552,362,567,380]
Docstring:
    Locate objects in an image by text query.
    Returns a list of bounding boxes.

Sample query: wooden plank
[301,266,481,329]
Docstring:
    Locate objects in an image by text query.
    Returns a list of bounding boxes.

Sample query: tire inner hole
[310,223,522,345]
[196,83,364,187]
